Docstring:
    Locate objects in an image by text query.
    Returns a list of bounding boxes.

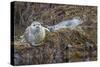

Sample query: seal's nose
[36,26,39,28]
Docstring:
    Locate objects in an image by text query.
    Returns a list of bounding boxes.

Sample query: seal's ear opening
[40,22,46,27]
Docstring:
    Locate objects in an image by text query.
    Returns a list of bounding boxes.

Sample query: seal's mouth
[36,26,39,28]
[35,26,41,32]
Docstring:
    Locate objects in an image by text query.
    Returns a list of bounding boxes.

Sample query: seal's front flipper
[44,27,50,32]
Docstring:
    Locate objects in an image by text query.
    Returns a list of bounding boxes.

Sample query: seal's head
[31,21,42,31]
[72,17,83,24]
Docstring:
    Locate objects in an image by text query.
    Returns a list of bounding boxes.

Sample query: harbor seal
[21,21,50,46]
[47,17,83,32]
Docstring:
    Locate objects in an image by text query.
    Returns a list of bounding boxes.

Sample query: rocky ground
[12,1,97,65]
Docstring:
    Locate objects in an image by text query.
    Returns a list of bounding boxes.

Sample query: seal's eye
[33,24,35,26]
